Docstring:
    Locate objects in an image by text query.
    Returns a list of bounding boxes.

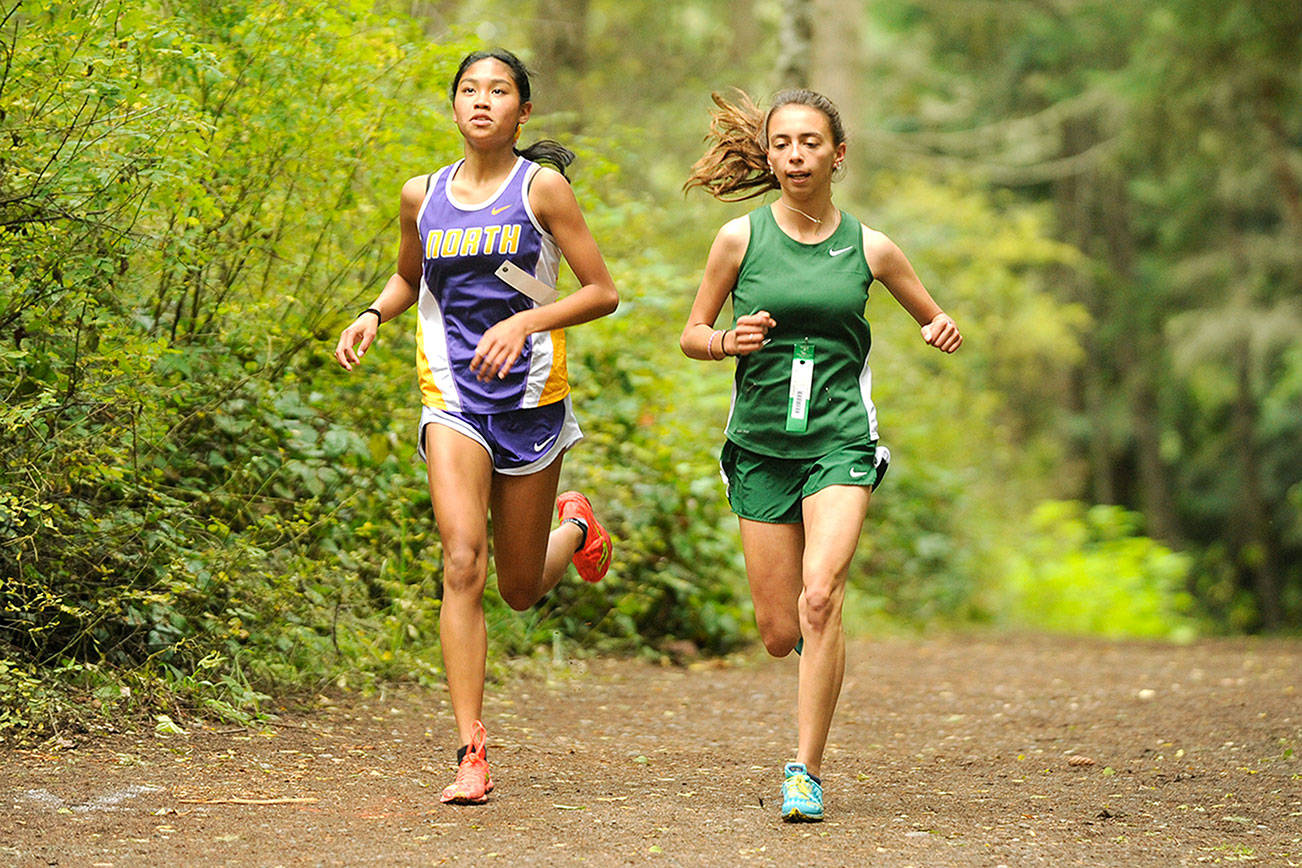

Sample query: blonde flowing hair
[684,88,847,202]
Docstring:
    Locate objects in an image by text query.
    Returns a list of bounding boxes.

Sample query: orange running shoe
[556,491,612,583]
[440,720,494,805]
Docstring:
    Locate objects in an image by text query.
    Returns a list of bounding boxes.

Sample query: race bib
[495,260,559,305]
[786,339,814,433]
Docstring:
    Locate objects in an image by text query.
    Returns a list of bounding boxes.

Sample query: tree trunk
[728,0,760,68]
[1081,349,1115,504]
[1257,95,1302,236]
[1102,173,1180,544]
[810,0,860,116]
[404,0,462,36]
[1125,362,1179,542]
[1053,109,1179,539]
[532,0,589,121]
[1232,341,1284,630]
[776,0,812,89]
[1054,115,1116,505]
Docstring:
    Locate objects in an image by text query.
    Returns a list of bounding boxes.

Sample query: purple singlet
[415,157,568,413]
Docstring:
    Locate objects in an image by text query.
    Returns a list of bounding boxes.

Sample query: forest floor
[3,634,1300,867]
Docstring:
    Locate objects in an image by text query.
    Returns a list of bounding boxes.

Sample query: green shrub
[995,500,1199,640]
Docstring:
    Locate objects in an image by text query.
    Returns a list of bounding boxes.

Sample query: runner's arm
[470,168,618,381]
[334,177,426,370]
[863,227,962,354]
[680,217,773,359]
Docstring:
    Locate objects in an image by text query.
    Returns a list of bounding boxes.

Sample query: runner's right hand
[335,316,379,371]
[729,310,776,356]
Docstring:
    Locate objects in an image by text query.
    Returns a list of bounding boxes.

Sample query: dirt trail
[4,635,1301,866]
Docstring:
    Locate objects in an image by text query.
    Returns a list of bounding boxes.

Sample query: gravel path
[4,635,1300,866]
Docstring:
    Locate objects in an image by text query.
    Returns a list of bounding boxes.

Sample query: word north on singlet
[424,224,522,259]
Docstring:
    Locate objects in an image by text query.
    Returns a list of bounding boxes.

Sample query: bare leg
[425,424,493,748]
[737,518,805,657]
[795,485,871,777]
[490,456,583,610]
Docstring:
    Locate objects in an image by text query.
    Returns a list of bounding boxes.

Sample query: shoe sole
[441,782,494,805]
[782,809,824,822]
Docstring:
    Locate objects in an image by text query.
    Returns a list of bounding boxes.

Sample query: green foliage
[5,0,1293,744]
[843,172,1084,626]
[488,156,751,657]
[0,1,751,741]
[0,0,472,740]
[865,0,1302,631]
[995,501,1199,640]
[1122,1,1302,630]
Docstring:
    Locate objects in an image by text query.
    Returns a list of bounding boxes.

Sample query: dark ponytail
[450,49,576,179]
[515,139,575,177]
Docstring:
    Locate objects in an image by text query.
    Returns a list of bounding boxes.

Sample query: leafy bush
[994,501,1199,640]
[0,0,468,740]
[0,2,751,743]
[9,0,1243,748]
[481,168,753,659]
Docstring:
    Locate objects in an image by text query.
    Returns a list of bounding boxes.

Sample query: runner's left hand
[921,313,962,353]
[471,315,529,382]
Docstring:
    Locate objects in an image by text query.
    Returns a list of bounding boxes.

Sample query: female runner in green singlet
[680,89,962,822]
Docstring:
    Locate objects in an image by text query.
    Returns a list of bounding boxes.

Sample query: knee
[498,584,538,612]
[799,584,843,633]
[441,542,487,596]
[756,614,801,657]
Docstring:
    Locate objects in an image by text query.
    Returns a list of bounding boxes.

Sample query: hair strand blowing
[684,87,846,202]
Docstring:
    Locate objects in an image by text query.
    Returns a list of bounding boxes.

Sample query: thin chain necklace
[780,201,828,225]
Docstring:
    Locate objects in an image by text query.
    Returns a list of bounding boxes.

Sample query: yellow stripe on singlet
[539,328,569,405]
[415,319,448,410]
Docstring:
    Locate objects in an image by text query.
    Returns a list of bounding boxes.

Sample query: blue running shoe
[781,762,823,822]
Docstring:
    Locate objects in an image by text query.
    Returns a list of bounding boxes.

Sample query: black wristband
[359,307,381,323]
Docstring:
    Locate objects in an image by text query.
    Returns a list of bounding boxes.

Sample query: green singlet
[725,205,878,459]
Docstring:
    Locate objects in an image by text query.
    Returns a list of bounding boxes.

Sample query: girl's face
[452,58,531,148]
[765,104,845,195]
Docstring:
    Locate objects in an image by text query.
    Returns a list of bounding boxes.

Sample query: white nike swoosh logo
[491,205,510,215]
[848,468,868,478]
[829,246,854,257]
[533,434,558,453]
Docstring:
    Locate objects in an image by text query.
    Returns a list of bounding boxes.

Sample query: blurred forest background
[2,0,1299,739]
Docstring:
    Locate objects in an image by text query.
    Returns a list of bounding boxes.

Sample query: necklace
[780,201,826,224]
